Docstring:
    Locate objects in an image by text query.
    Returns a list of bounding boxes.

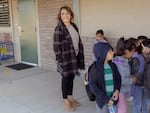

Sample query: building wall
[79,0,150,68]
[79,0,150,38]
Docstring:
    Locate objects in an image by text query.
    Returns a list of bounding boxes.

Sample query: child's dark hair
[142,39,150,48]
[96,29,104,35]
[137,35,148,41]
[136,36,148,54]
[136,45,143,54]
[115,37,136,56]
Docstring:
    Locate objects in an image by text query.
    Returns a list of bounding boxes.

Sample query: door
[18,0,38,64]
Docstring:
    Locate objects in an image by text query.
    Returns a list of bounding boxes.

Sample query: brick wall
[37,0,119,71]
[82,36,118,67]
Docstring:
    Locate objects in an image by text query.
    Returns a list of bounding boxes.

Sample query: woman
[53,6,85,112]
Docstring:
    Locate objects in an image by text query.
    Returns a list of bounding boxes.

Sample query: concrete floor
[0,62,132,113]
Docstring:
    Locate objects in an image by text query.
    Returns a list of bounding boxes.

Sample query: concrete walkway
[0,63,132,113]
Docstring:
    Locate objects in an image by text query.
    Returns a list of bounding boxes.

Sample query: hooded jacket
[88,42,121,109]
[53,21,85,77]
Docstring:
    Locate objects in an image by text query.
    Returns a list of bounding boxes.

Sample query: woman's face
[61,9,71,24]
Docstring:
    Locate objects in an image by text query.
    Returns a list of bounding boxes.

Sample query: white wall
[79,0,150,38]
[11,0,21,62]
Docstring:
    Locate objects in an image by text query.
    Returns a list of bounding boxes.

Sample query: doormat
[6,63,34,70]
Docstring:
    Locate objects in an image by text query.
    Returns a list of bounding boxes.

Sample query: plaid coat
[53,21,85,77]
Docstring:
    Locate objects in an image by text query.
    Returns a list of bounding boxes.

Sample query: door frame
[12,0,41,66]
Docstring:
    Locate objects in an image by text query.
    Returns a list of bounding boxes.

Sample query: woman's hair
[115,37,136,56]
[57,6,74,22]
[96,29,104,35]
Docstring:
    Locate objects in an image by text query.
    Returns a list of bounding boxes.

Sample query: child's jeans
[130,83,135,97]
[118,93,127,113]
[133,86,147,113]
[142,90,148,113]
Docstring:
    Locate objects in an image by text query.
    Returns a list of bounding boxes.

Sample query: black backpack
[129,57,140,75]
[84,62,97,101]
[129,57,144,86]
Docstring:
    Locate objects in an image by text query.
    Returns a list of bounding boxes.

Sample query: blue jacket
[88,61,121,109]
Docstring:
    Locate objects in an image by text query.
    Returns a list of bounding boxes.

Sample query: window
[0,0,10,27]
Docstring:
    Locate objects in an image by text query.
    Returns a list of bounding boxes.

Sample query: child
[130,36,148,113]
[93,29,107,61]
[143,39,150,113]
[113,37,136,113]
[127,36,147,102]
[88,42,121,113]
[95,29,107,42]
[84,29,107,77]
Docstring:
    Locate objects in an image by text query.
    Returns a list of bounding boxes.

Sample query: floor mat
[6,63,34,70]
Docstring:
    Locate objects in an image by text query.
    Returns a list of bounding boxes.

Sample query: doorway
[18,0,38,64]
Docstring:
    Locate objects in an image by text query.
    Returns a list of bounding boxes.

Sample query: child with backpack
[88,42,121,113]
[142,39,150,113]
[84,29,108,101]
[130,36,148,113]
[113,37,137,113]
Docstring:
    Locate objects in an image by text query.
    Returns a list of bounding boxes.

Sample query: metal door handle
[18,26,21,36]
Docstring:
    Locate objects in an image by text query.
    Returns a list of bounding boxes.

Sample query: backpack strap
[129,57,140,75]
[88,62,97,83]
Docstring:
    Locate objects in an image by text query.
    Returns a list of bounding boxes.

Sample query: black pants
[62,75,75,99]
